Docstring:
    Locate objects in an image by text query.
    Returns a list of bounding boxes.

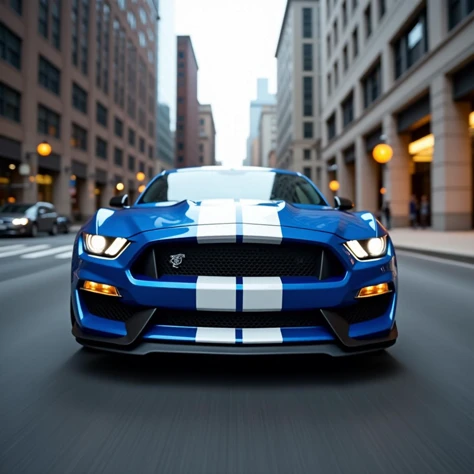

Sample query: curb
[395,246,474,265]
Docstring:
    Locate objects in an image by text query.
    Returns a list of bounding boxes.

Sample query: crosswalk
[0,243,73,260]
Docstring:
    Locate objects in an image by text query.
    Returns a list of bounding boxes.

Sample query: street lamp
[372,143,393,164]
[116,182,124,192]
[138,184,146,193]
[136,171,145,182]
[329,180,340,192]
[36,141,52,157]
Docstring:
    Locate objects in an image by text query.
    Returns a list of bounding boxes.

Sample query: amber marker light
[82,280,121,297]
[357,283,390,298]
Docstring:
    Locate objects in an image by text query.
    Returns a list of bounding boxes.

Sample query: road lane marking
[55,251,73,259]
[21,245,73,259]
[0,245,50,258]
[0,244,26,254]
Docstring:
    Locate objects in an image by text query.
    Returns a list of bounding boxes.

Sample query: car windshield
[0,204,33,213]
[139,170,327,206]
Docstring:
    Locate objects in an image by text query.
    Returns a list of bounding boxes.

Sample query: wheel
[50,223,58,236]
[63,225,69,234]
[30,223,38,237]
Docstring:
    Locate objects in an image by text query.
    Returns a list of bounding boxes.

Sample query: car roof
[162,166,301,177]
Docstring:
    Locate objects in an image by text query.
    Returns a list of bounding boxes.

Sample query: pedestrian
[383,201,391,230]
[420,195,430,229]
[409,195,418,229]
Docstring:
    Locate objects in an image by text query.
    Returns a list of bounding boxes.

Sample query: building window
[0,23,22,69]
[353,0,358,10]
[327,73,332,95]
[0,82,21,123]
[38,105,60,138]
[148,120,154,138]
[304,149,311,161]
[71,0,78,65]
[114,147,123,166]
[303,167,312,179]
[96,102,108,127]
[114,117,123,137]
[303,77,313,116]
[326,35,331,58]
[334,61,339,87]
[128,128,136,146]
[38,0,49,38]
[178,142,184,151]
[72,83,87,113]
[303,44,313,71]
[343,45,348,71]
[352,27,358,58]
[128,155,135,171]
[448,0,474,29]
[52,0,61,49]
[303,122,313,138]
[364,4,372,38]
[96,137,108,160]
[394,9,428,79]
[326,113,336,141]
[127,12,136,29]
[178,51,184,59]
[342,1,347,26]
[333,20,338,46]
[139,161,145,173]
[362,60,382,108]
[379,0,386,18]
[302,8,312,38]
[71,123,87,150]
[148,145,154,159]
[149,166,154,179]
[10,1,22,15]
[139,137,145,153]
[38,56,60,95]
[80,0,89,75]
[342,92,354,127]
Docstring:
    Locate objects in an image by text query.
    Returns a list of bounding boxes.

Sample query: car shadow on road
[67,346,405,388]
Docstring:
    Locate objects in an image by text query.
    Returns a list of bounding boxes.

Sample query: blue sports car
[70,166,398,356]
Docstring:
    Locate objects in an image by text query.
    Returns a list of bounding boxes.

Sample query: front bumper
[71,226,399,356]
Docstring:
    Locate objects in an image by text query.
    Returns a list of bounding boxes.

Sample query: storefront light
[8,164,16,170]
[408,134,435,155]
[469,111,474,129]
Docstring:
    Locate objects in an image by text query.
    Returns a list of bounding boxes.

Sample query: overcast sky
[174,0,287,166]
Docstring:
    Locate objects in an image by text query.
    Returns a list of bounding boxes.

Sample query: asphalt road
[0,235,473,474]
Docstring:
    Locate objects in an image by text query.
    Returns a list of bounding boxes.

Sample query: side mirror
[109,194,129,208]
[334,196,354,211]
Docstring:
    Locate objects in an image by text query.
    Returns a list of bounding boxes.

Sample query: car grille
[131,243,346,279]
[81,291,143,322]
[335,293,393,324]
[153,309,328,328]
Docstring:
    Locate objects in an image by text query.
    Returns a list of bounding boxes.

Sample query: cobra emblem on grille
[170,253,185,268]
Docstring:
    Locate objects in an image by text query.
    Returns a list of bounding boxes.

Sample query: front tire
[30,223,38,237]
[50,223,58,236]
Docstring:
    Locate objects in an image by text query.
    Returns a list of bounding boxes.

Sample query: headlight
[345,236,387,260]
[12,218,28,226]
[83,233,129,257]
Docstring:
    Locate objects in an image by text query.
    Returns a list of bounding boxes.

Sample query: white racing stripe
[241,202,283,244]
[195,327,236,344]
[242,328,283,344]
[196,199,237,243]
[0,244,49,258]
[21,245,73,259]
[196,276,236,311]
[0,244,26,254]
[242,277,283,311]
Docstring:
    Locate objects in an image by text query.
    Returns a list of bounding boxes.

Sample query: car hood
[83,199,384,241]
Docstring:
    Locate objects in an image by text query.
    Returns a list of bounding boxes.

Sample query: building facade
[320,0,474,230]
[258,104,277,167]
[175,35,199,168]
[244,78,276,166]
[198,104,216,166]
[275,0,324,189]
[0,0,159,219]
[156,103,174,170]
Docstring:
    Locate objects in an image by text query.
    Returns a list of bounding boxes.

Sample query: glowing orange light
[136,172,145,182]
[329,180,340,192]
[36,141,52,157]
[380,187,386,195]
[372,144,393,164]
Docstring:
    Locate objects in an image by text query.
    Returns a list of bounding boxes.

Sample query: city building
[320,0,474,230]
[268,149,277,168]
[156,103,174,170]
[244,78,276,166]
[251,136,260,166]
[275,0,324,189]
[175,35,199,168]
[258,104,277,167]
[198,104,216,166]
[0,0,159,219]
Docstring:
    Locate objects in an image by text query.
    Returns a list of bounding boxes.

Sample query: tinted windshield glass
[139,170,326,205]
[0,204,33,213]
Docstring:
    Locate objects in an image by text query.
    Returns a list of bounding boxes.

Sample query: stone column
[53,171,71,215]
[430,75,472,230]
[383,114,411,227]
[336,151,354,200]
[355,136,378,212]
[427,0,446,52]
[79,176,96,220]
[101,182,115,208]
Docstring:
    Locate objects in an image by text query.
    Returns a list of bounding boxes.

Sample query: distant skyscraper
[198,104,217,166]
[156,103,174,169]
[258,104,277,167]
[175,36,199,168]
[244,78,276,165]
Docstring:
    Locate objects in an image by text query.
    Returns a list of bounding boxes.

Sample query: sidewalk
[389,228,474,263]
